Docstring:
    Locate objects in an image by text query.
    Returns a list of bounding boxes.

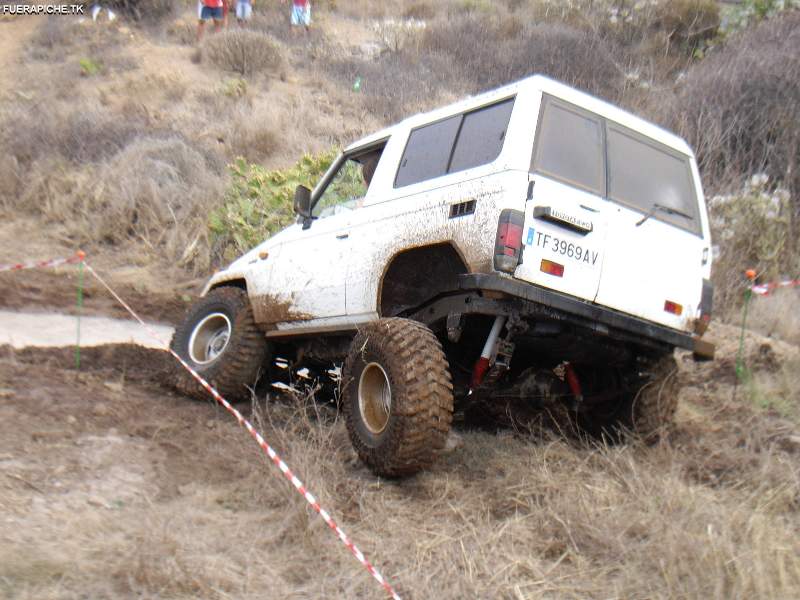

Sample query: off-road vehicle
[171,75,715,477]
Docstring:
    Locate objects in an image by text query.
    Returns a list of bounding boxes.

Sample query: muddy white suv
[172,75,715,477]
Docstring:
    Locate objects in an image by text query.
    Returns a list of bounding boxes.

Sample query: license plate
[525,227,599,266]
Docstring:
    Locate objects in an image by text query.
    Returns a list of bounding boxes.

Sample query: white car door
[594,123,708,331]
[514,96,608,302]
[264,153,376,325]
[264,214,351,321]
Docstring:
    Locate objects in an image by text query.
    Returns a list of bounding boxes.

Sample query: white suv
[171,75,715,477]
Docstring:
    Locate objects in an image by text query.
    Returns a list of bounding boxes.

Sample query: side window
[394,116,460,188]
[532,99,605,195]
[607,126,699,233]
[449,98,515,172]
[313,147,384,219]
[394,96,516,189]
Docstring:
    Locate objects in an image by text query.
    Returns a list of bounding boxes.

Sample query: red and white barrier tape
[82,262,402,600]
[0,251,85,273]
[752,279,800,296]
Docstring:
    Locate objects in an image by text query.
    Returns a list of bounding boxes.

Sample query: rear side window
[607,126,699,234]
[449,98,515,172]
[394,115,460,188]
[395,97,515,188]
[532,100,605,195]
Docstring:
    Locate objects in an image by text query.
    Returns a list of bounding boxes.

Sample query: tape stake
[75,256,85,370]
[82,262,402,600]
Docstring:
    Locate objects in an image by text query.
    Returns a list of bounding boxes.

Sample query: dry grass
[2,344,798,599]
[746,290,800,347]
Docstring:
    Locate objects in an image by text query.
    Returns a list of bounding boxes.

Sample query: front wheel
[342,318,454,477]
[170,286,267,402]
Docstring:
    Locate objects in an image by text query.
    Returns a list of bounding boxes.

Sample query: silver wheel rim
[188,312,232,365]
[358,362,392,434]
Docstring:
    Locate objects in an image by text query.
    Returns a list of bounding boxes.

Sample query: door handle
[336,233,349,240]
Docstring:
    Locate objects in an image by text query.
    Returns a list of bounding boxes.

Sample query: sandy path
[0,17,39,95]
[0,310,173,349]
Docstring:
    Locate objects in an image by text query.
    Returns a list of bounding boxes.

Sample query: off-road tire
[170,286,267,402]
[578,354,680,442]
[627,354,680,442]
[342,318,454,477]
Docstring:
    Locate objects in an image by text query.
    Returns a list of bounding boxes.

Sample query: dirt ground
[1,319,799,599]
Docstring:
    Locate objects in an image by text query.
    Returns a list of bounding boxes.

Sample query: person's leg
[290,5,300,36]
[197,6,210,42]
[303,4,310,33]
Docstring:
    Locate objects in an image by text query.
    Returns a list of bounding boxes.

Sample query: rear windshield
[606,126,698,232]
[532,96,700,236]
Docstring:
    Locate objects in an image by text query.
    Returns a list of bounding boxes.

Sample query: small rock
[87,496,107,508]
[104,381,124,393]
[206,419,215,429]
[92,404,110,417]
[66,415,77,425]
[0,388,13,398]
[443,431,464,453]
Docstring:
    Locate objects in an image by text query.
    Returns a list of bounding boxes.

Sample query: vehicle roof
[345,74,693,157]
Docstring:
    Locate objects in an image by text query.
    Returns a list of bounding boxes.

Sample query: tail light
[695,278,713,335]
[494,209,524,273]
[540,259,564,277]
[664,300,683,316]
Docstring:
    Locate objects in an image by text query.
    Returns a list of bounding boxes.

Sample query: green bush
[209,150,337,261]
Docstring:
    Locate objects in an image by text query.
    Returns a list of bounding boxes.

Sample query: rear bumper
[456,274,714,358]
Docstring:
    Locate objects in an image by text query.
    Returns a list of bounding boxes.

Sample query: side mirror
[294,185,312,219]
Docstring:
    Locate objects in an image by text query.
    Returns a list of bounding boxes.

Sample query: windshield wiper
[636,203,693,227]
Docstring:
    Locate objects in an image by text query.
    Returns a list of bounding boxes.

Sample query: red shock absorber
[564,363,583,403]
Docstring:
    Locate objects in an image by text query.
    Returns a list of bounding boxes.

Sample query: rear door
[514,96,608,302]
[594,123,706,331]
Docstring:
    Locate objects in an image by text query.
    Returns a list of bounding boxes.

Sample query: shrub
[653,0,720,54]
[209,150,337,261]
[327,49,467,123]
[79,57,102,76]
[372,17,427,53]
[403,1,436,20]
[1,102,147,170]
[422,16,627,103]
[707,177,794,311]
[18,137,224,270]
[674,11,800,272]
[723,0,800,33]
[104,0,176,22]
[205,30,286,77]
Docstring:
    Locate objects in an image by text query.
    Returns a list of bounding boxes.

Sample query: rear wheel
[342,318,454,477]
[170,286,267,402]
[578,354,680,442]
